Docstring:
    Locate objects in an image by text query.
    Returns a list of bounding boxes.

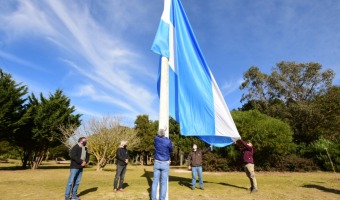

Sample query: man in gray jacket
[188,144,211,190]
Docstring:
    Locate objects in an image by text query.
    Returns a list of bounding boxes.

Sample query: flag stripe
[152,0,240,147]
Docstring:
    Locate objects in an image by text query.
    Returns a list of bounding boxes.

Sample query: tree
[134,115,156,165]
[311,86,340,142]
[0,69,28,141]
[18,89,81,169]
[168,117,205,165]
[231,110,295,169]
[307,137,340,172]
[241,62,334,103]
[60,116,137,171]
[240,61,335,144]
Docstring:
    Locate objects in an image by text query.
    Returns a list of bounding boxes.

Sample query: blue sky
[1,0,339,125]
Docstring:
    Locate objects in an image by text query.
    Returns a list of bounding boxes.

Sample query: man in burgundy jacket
[237,138,258,193]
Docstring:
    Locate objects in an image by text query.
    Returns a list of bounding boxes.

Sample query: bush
[303,138,340,172]
[48,144,71,160]
[0,141,22,160]
[231,110,295,169]
[203,152,229,172]
[276,154,318,172]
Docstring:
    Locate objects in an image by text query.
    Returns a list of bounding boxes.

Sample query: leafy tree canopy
[0,68,28,140]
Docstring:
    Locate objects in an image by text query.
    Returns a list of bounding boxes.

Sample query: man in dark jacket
[65,137,89,200]
[237,138,258,193]
[188,144,211,190]
[114,140,129,192]
[151,129,173,200]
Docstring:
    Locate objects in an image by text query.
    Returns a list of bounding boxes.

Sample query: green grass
[0,161,339,200]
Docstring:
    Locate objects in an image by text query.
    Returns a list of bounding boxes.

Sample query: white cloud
[1,0,159,117]
[221,79,243,96]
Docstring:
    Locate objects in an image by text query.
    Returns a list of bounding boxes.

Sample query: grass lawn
[0,161,339,200]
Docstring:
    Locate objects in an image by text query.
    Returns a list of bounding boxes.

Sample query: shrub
[276,154,318,172]
[203,152,229,172]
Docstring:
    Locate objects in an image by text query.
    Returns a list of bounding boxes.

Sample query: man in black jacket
[65,137,89,200]
[114,140,129,192]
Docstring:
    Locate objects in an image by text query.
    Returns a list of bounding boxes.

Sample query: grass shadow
[141,168,153,195]
[78,187,98,197]
[123,182,129,189]
[38,165,71,170]
[218,182,248,190]
[143,169,238,191]
[302,184,340,195]
[0,165,70,170]
[0,166,26,171]
[169,175,192,189]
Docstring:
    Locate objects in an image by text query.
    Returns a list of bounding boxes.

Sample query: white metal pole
[157,56,169,199]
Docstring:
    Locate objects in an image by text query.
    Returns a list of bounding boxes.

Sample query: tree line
[0,61,339,172]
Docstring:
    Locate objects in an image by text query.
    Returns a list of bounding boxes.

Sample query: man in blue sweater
[151,129,173,200]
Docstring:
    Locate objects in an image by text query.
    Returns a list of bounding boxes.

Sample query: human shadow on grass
[218,182,248,190]
[123,183,130,189]
[142,168,153,191]
[169,175,192,189]
[78,187,98,197]
[142,169,218,191]
[302,184,340,195]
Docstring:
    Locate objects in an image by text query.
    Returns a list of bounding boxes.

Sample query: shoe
[113,188,117,192]
[248,186,253,191]
[200,187,204,190]
[65,197,71,200]
[191,187,195,190]
[119,188,124,192]
[251,188,258,193]
[71,195,80,200]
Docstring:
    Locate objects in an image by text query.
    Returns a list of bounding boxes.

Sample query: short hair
[158,129,165,137]
[78,137,86,142]
[193,144,197,149]
[120,140,127,147]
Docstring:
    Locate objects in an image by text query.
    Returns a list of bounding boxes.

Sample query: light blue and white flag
[152,0,240,147]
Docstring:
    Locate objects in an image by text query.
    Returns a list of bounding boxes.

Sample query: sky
[1,0,339,125]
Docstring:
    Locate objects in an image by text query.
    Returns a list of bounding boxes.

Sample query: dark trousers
[114,164,127,189]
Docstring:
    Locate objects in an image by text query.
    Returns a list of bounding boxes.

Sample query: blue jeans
[151,161,170,200]
[65,168,83,197]
[114,164,127,189]
[191,166,203,189]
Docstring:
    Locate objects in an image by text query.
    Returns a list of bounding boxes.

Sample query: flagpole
[158,55,169,199]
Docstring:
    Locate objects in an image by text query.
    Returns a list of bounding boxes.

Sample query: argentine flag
[151,0,240,147]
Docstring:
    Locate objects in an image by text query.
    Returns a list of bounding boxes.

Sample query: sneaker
[200,187,204,190]
[191,187,195,190]
[113,188,117,192]
[119,188,124,192]
[65,197,71,200]
[71,195,80,200]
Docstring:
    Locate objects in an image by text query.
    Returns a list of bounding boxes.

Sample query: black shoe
[200,187,204,190]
